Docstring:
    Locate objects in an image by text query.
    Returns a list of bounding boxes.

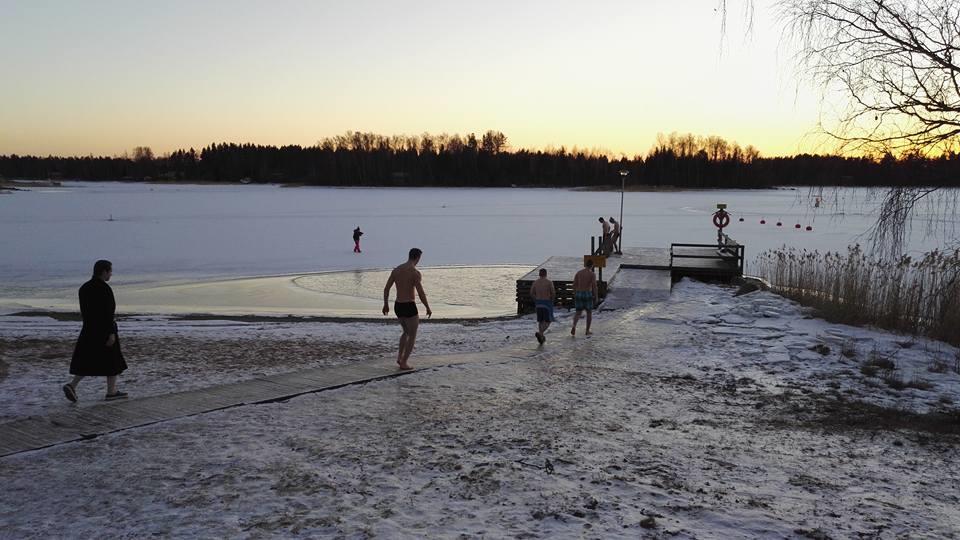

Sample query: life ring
[712,210,730,229]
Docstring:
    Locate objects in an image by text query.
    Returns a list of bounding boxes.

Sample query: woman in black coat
[62,259,128,402]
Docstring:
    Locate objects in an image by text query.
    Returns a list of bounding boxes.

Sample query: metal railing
[669,235,744,276]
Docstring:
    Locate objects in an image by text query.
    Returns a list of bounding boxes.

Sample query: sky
[0,0,826,158]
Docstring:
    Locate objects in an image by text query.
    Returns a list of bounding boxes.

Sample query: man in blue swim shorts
[529,268,555,345]
[571,258,598,336]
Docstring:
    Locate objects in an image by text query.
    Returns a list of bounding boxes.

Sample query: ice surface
[2,182,951,284]
[4,181,953,318]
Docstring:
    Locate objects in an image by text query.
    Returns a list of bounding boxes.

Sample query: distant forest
[3,131,960,188]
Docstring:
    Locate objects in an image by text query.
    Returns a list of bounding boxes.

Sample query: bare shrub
[806,398,960,435]
[928,357,949,374]
[905,373,934,392]
[861,348,897,379]
[866,347,896,371]
[755,246,960,347]
[882,370,906,390]
[840,340,857,359]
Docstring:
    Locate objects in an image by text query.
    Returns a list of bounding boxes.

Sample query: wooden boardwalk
[0,348,554,458]
[599,268,673,310]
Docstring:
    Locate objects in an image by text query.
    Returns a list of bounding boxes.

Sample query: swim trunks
[535,299,555,322]
[394,301,418,318]
[574,290,594,311]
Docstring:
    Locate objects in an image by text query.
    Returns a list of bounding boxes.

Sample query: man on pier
[609,217,621,255]
[571,259,598,336]
[599,217,612,255]
[530,268,555,345]
[383,248,432,370]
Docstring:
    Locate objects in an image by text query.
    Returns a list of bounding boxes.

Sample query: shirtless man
[383,248,432,370]
[609,217,621,255]
[529,268,555,345]
[571,258,598,336]
[599,217,612,255]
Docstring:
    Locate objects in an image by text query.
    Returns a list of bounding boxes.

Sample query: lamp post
[618,169,629,254]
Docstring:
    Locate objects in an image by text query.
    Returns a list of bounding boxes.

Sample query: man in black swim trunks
[383,248,432,370]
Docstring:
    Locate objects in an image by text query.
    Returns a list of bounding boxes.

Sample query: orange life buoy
[712,210,730,229]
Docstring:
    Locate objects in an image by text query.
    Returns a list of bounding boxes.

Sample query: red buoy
[738,217,744,222]
[805,225,813,231]
[795,223,801,229]
[712,211,731,228]
[760,219,766,224]
[776,221,782,227]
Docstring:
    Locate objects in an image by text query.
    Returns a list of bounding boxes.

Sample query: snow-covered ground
[0,314,532,422]
[1,280,958,538]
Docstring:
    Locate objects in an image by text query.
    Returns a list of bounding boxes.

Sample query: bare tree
[480,130,508,154]
[132,146,153,162]
[782,0,960,153]
[778,0,960,255]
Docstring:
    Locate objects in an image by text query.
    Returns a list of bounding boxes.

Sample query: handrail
[670,238,744,276]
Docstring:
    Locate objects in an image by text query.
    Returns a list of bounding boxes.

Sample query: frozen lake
[1,182,954,316]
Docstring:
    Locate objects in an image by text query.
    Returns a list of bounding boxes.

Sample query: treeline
[3,130,960,188]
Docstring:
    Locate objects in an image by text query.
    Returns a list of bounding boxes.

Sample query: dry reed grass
[755,245,960,347]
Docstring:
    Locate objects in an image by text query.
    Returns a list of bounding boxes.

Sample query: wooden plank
[101,399,206,421]
[13,421,85,443]
[98,398,193,419]
[265,370,334,383]
[204,380,300,403]
[0,441,34,456]
[257,374,323,391]
[295,368,344,383]
[156,391,238,410]
[0,439,52,457]
[1,424,56,446]
[58,407,126,429]
[217,379,289,395]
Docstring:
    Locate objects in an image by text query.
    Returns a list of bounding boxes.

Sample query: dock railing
[669,234,744,276]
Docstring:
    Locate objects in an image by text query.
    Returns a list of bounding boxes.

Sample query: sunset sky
[0,1,826,158]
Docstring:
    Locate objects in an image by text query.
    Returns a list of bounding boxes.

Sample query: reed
[755,245,960,347]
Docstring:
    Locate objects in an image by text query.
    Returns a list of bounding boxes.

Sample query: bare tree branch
[780,0,960,255]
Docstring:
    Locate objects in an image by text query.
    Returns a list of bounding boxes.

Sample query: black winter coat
[70,278,127,376]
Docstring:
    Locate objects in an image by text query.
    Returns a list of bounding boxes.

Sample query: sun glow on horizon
[0,1,828,159]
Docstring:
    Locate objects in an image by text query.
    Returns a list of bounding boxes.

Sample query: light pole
[618,169,629,254]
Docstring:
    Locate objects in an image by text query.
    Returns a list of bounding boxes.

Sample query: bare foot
[398,364,414,371]
[570,328,576,336]
[585,331,593,336]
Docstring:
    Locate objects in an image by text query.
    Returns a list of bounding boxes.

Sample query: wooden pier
[516,236,744,314]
